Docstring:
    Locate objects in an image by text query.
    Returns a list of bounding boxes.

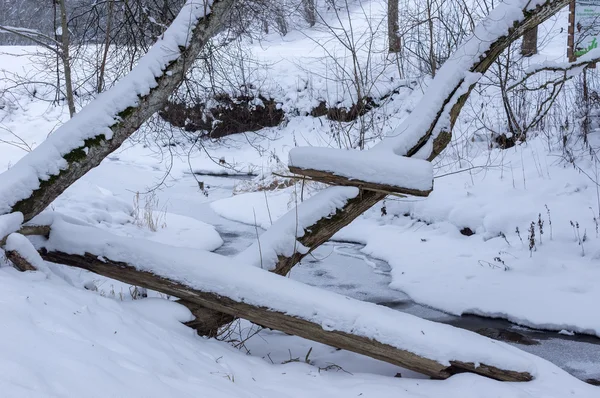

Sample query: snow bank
[44,218,538,376]
[0,261,595,397]
[0,0,212,216]
[288,147,433,192]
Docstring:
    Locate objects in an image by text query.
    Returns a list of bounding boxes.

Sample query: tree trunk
[58,0,76,117]
[97,0,115,93]
[426,0,437,77]
[388,0,401,53]
[521,26,538,57]
[303,0,316,27]
[39,249,533,382]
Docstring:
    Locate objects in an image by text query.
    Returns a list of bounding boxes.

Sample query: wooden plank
[288,166,432,197]
[39,249,533,382]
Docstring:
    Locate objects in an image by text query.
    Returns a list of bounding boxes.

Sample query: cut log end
[448,361,533,382]
[5,250,38,272]
[288,166,432,197]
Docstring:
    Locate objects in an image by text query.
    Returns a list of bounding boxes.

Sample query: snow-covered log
[38,221,534,382]
[288,147,433,196]
[0,0,234,222]
[5,232,48,272]
[237,187,361,271]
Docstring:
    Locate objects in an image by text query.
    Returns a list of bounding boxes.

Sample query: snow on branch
[0,0,233,222]
[508,47,600,91]
[0,25,62,53]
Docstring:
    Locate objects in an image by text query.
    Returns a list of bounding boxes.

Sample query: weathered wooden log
[287,166,431,197]
[5,249,37,272]
[39,249,533,382]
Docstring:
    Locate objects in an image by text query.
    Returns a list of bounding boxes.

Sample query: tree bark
[58,0,76,117]
[388,0,401,53]
[5,250,37,272]
[521,26,538,57]
[39,249,533,382]
[303,0,316,27]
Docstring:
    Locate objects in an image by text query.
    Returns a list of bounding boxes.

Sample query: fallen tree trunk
[39,248,533,382]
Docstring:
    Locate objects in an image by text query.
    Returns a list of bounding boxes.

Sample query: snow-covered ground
[1,0,600,396]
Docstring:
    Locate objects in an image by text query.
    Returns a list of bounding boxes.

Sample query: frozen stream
[206,204,600,386]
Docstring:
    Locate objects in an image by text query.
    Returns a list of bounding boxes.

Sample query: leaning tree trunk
[0,0,235,222]
[37,249,533,382]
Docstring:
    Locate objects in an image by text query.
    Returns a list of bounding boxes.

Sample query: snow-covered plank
[41,219,535,381]
[0,0,233,222]
[5,232,48,273]
[288,147,433,196]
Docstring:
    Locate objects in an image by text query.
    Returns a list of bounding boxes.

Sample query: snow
[0,212,23,240]
[0,0,212,216]
[288,147,434,192]
[0,0,599,395]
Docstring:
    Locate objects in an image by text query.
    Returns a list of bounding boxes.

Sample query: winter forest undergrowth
[1,0,600,396]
